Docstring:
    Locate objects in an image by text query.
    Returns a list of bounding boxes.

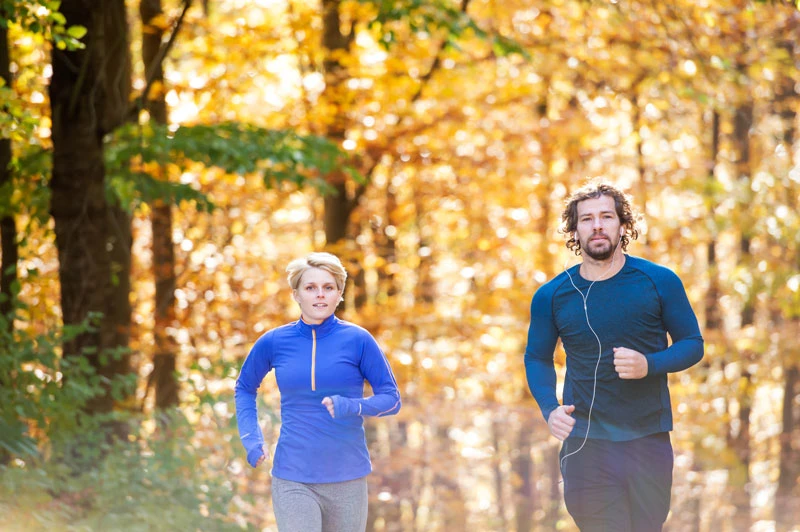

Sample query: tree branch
[126,0,192,121]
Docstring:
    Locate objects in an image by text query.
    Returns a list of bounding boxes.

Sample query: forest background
[1,0,799,531]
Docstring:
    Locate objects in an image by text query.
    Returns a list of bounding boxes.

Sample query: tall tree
[774,13,800,529]
[320,0,357,248]
[140,0,180,411]
[48,0,133,417]
[0,22,15,324]
[728,65,755,532]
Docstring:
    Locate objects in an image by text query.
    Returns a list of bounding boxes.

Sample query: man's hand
[613,347,648,379]
[547,405,576,441]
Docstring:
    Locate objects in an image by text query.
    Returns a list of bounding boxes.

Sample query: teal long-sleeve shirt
[235,315,401,483]
[524,255,704,441]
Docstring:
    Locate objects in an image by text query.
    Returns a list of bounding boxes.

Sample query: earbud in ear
[620,227,625,236]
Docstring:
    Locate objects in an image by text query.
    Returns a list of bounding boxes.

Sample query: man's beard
[582,235,617,261]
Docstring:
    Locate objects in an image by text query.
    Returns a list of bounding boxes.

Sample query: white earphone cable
[559,234,623,473]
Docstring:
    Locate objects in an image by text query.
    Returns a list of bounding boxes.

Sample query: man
[524,181,704,531]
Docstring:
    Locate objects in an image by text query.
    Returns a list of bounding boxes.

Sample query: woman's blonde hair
[286,252,347,291]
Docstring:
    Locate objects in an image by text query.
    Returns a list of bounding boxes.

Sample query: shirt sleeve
[330,333,401,418]
[645,270,704,375]
[234,332,273,467]
[524,284,561,423]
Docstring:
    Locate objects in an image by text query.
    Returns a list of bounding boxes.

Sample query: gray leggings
[271,476,368,532]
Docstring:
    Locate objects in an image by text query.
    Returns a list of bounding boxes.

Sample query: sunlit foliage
[1,0,799,530]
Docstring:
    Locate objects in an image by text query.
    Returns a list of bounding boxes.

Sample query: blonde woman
[235,252,401,532]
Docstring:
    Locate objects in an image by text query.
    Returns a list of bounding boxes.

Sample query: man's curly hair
[561,181,640,256]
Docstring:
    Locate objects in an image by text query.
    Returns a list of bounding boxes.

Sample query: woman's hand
[255,443,270,467]
[322,396,335,418]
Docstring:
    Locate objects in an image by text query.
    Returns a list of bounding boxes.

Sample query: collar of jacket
[293,314,339,339]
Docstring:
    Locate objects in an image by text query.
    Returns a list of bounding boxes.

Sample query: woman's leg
[271,476,323,532]
[317,476,369,532]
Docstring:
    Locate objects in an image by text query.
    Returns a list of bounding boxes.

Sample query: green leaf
[104,122,359,212]
[66,24,87,39]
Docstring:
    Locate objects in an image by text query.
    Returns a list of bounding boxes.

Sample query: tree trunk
[686,107,723,530]
[0,23,16,324]
[774,30,799,527]
[729,369,753,531]
[413,193,435,305]
[319,0,371,313]
[705,111,722,331]
[776,361,798,531]
[513,419,534,532]
[49,0,132,418]
[141,0,180,410]
[729,95,754,529]
[632,82,649,249]
[544,444,561,529]
[435,425,467,531]
[0,21,15,467]
[320,0,355,246]
[376,182,398,301]
[733,102,755,328]
[491,418,508,530]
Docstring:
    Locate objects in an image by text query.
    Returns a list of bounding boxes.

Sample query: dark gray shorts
[271,476,368,532]
[560,432,674,532]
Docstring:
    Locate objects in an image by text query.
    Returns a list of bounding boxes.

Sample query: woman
[235,252,402,532]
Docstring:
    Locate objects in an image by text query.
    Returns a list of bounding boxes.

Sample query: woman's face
[293,267,342,324]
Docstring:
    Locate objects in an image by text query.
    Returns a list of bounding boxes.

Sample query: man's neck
[580,251,626,281]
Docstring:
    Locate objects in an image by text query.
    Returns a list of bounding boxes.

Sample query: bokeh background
[1,0,799,530]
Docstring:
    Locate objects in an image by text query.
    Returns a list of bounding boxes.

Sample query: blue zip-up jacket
[524,255,704,441]
[235,314,401,483]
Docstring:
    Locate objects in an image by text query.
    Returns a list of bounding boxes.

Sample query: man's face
[575,194,623,261]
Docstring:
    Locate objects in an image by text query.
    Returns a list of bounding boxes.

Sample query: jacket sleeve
[234,333,273,467]
[646,270,704,375]
[524,285,561,423]
[330,333,401,418]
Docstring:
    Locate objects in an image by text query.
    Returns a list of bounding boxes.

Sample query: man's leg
[625,432,673,532]
[561,438,632,532]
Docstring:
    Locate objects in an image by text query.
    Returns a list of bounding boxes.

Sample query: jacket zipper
[311,329,317,391]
